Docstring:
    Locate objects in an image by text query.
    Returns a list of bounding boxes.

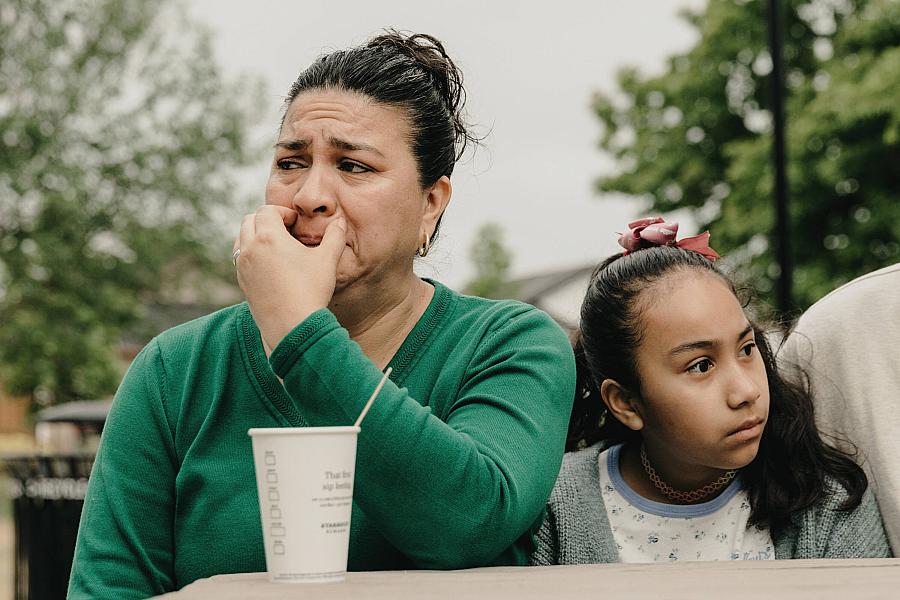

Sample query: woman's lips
[296,234,323,247]
[728,418,765,442]
[292,225,350,249]
[290,221,324,245]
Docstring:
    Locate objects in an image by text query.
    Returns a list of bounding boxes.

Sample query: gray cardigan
[531,443,892,565]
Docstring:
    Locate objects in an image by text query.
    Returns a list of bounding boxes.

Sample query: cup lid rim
[247,426,360,436]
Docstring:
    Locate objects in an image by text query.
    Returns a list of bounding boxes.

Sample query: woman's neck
[328,274,434,370]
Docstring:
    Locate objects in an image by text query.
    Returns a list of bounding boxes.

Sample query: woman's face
[265,89,449,292]
[629,270,770,482]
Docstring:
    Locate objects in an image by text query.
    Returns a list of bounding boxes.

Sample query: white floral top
[598,444,774,562]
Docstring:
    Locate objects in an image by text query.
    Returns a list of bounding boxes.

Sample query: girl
[531,218,891,564]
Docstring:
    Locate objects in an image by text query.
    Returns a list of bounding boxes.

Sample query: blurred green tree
[466,223,518,299]
[593,0,900,312]
[0,0,263,404]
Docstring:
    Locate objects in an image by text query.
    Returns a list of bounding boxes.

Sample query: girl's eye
[740,342,757,357]
[687,359,713,374]
[338,160,370,174]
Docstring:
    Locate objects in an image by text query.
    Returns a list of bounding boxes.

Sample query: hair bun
[366,29,476,161]
[368,31,458,106]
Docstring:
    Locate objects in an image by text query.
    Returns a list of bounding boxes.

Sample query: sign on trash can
[2,399,109,600]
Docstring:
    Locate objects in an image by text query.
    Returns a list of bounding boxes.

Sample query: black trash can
[3,400,110,600]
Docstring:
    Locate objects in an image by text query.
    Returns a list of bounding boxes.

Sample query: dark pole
[767,0,792,313]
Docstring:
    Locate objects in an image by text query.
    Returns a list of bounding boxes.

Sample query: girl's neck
[329,274,434,370]
[618,441,735,505]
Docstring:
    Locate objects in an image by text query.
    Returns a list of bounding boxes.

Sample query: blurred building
[507,264,595,332]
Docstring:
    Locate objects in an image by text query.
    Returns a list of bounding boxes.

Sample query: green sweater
[68,281,576,599]
[531,443,892,565]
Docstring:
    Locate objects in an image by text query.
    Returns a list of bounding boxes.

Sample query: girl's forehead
[637,271,747,348]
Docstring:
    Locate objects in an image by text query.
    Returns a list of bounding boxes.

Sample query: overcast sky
[188,0,706,288]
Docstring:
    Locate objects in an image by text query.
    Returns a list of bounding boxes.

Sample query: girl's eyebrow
[669,324,754,356]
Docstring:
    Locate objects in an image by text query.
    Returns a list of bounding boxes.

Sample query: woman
[68,31,575,598]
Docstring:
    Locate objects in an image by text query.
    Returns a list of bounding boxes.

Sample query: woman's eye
[339,160,369,174]
[740,342,757,357]
[687,359,713,374]
[276,159,304,170]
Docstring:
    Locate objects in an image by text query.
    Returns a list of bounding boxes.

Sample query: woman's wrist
[256,303,324,357]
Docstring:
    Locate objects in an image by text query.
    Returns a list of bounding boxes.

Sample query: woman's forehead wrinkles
[285,102,403,142]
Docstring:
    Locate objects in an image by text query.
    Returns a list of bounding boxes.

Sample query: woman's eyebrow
[668,324,754,356]
[273,138,309,150]
[327,135,384,157]
[273,136,384,157]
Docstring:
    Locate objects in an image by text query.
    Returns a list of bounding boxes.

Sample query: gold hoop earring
[416,234,431,258]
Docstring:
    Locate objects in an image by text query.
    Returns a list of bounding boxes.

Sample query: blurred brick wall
[0,390,29,434]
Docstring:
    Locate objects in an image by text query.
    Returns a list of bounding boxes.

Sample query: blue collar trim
[606,443,744,518]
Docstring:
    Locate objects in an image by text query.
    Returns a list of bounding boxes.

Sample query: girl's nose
[726,365,762,409]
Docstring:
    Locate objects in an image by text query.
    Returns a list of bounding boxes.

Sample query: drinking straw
[354,367,392,427]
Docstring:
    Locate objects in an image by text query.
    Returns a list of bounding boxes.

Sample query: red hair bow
[617,217,720,261]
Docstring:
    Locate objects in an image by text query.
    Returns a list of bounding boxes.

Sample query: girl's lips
[728,419,765,442]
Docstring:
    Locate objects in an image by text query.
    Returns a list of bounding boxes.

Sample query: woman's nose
[292,166,336,217]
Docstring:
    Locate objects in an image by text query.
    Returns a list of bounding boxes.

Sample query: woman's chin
[332,267,359,296]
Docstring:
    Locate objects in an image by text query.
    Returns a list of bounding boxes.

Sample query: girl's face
[630,270,770,482]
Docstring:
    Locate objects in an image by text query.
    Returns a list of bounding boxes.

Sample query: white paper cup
[248,426,360,583]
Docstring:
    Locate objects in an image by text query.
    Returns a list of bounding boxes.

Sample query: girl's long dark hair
[570,246,867,534]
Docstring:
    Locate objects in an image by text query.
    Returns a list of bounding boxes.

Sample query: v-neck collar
[238,279,454,426]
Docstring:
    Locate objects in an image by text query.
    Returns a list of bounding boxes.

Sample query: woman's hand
[234,205,346,356]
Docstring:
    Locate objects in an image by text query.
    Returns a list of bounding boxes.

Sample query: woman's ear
[421,175,452,238]
[600,379,644,431]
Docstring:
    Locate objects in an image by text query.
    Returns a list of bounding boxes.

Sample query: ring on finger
[232,248,241,266]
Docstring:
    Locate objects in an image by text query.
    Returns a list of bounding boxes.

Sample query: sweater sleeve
[68,340,178,599]
[269,306,575,568]
[784,479,893,559]
[820,485,893,558]
[530,505,559,566]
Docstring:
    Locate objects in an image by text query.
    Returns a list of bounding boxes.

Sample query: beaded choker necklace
[639,444,737,504]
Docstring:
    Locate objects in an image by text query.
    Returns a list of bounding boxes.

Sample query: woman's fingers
[319,217,347,262]
[254,205,298,235]
[236,206,295,266]
[248,206,343,263]
[235,205,341,352]
[235,214,256,268]
[271,204,299,227]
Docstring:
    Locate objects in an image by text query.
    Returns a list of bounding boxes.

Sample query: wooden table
[155,558,900,599]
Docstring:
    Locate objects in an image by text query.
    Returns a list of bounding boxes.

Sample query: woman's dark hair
[570,245,867,534]
[282,30,479,242]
